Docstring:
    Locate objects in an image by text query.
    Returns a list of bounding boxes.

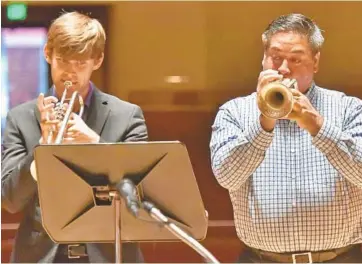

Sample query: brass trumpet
[257,78,297,119]
[31,81,84,181]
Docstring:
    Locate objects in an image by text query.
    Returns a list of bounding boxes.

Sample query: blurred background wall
[2,1,362,262]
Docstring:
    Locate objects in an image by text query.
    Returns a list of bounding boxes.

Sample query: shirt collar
[84,82,94,107]
[304,81,317,102]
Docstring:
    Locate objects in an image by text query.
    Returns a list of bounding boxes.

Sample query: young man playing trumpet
[210,13,362,263]
[2,11,147,263]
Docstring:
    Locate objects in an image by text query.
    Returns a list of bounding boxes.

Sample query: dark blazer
[1,85,148,263]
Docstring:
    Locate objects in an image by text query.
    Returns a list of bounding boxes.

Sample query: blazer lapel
[85,87,110,136]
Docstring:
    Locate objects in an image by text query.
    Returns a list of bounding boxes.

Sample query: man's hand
[286,89,324,136]
[257,70,283,132]
[37,93,59,144]
[61,113,100,144]
[257,69,283,93]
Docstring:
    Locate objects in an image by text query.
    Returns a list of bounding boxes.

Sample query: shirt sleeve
[313,96,362,189]
[210,100,274,191]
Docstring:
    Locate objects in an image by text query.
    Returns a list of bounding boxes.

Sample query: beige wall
[106,1,362,110]
[15,1,362,109]
[107,2,207,103]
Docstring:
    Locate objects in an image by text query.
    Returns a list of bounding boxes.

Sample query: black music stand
[33,141,213,263]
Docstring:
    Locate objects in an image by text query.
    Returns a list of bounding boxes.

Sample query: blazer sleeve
[1,111,38,213]
[123,105,148,142]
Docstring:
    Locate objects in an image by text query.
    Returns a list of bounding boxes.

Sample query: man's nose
[278,59,290,76]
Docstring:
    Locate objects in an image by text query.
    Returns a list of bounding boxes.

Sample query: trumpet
[47,81,84,144]
[257,78,297,119]
[31,81,84,181]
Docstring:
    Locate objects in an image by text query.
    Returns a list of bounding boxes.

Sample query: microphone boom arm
[117,178,220,263]
[142,201,220,264]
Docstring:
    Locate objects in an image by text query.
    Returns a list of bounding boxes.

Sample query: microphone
[116,178,140,218]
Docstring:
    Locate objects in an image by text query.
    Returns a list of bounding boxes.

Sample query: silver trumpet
[31,81,84,181]
[46,81,84,144]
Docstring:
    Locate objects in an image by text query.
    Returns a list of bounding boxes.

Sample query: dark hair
[262,13,324,54]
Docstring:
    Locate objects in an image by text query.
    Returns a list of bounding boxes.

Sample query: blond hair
[46,11,106,59]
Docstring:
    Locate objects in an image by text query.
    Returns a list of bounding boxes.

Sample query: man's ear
[313,52,320,73]
[93,53,104,71]
[262,53,266,66]
[261,53,268,69]
[43,44,51,64]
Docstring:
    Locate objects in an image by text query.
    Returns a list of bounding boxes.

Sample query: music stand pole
[97,190,122,263]
[111,191,122,264]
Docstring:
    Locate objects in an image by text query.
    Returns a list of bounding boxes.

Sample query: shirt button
[292,201,297,207]
[291,148,296,153]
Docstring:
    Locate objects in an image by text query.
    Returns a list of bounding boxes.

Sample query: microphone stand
[142,201,220,264]
[116,178,219,263]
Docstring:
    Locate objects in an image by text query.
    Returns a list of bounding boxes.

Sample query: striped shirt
[210,84,362,252]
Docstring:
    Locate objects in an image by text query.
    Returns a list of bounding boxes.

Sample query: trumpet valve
[54,103,67,121]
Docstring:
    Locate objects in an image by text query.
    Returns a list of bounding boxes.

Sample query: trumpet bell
[257,80,295,119]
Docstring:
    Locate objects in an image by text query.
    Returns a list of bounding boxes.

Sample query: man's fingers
[259,75,283,90]
[259,69,280,79]
[257,69,284,93]
[42,104,56,121]
[43,120,59,125]
[40,112,59,123]
[292,100,303,112]
[38,94,58,110]
[291,89,303,97]
[43,96,58,105]
[38,94,58,122]
[62,137,77,144]
[57,120,76,129]
[65,131,79,138]
[286,110,300,120]
[43,103,56,111]
[37,93,45,111]
[66,125,77,132]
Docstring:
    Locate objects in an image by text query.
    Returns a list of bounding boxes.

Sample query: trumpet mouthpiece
[64,81,72,88]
